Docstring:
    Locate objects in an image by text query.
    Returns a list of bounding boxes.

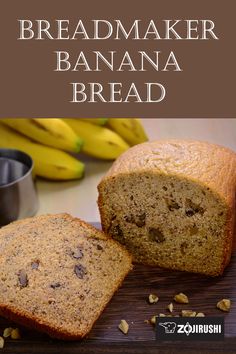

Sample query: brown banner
[1,0,235,118]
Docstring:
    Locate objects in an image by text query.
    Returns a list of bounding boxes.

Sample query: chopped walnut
[118,320,129,334]
[0,337,4,349]
[150,315,158,325]
[181,310,196,317]
[159,313,172,317]
[148,294,159,304]
[3,327,13,338]
[217,299,231,312]
[11,328,21,340]
[174,293,189,304]
[167,303,174,313]
[196,312,205,317]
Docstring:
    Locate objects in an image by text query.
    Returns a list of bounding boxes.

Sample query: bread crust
[0,265,132,340]
[98,140,236,276]
[99,140,236,204]
[0,213,132,340]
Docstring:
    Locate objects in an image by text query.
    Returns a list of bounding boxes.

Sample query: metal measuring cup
[0,148,39,227]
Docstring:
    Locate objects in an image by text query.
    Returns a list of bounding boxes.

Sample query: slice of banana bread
[0,214,132,340]
[98,140,236,276]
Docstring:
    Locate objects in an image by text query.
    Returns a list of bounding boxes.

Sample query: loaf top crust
[99,140,236,204]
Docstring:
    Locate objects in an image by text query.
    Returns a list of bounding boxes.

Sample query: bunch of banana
[0,123,84,180]
[78,118,108,125]
[1,118,82,152]
[65,118,148,157]
[0,117,148,180]
[63,119,130,160]
[107,118,148,146]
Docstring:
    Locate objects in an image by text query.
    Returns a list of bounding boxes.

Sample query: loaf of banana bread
[0,214,132,339]
[98,140,236,276]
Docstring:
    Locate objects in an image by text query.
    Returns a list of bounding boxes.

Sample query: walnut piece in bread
[98,140,236,276]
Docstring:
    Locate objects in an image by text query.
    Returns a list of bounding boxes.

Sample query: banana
[63,119,129,159]
[0,123,84,180]
[78,118,108,125]
[107,118,148,146]
[1,118,83,153]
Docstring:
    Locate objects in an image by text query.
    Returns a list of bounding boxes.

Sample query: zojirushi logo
[177,322,222,335]
[156,317,224,341]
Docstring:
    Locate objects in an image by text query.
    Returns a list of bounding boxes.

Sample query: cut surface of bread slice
[0,214,132,340]
[98,140,236,276]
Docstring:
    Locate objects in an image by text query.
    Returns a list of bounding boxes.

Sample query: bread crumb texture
[0,214,132,340]
[98,140,236,276]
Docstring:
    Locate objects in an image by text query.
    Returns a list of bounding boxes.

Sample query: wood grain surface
[0,222,235,353]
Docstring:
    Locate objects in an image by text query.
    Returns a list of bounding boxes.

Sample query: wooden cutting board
[0,222,235,353]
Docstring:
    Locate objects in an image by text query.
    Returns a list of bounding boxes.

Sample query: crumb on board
[174,293,189,304]
[118,320,129,334]
[148,294,159,304]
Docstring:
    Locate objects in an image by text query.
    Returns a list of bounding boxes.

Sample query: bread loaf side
[98,140,236,276]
